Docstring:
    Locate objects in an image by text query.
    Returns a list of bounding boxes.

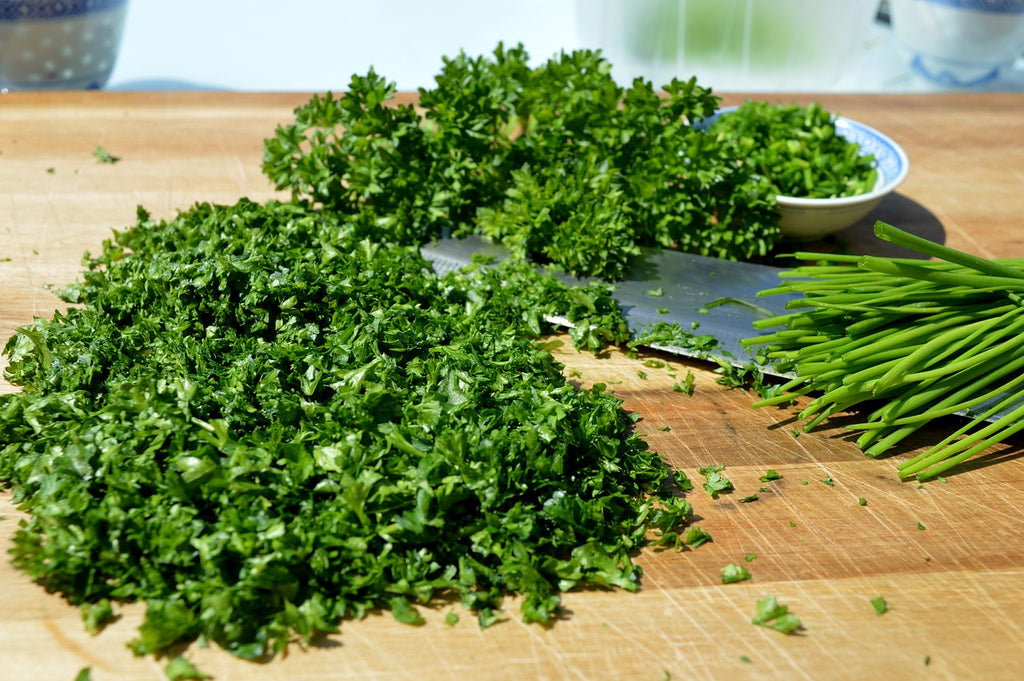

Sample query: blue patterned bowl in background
[0,0,129,91]
[890,0,1024,87]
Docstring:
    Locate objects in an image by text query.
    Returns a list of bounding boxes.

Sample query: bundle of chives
[743,221,1024,480]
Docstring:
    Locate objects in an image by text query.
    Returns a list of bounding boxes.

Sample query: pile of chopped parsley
[0,199,691,659]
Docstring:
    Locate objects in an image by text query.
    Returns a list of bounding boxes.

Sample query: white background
[105,0,1024,93]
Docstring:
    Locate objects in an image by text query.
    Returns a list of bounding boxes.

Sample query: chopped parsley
[751,594,802,635]
[164,656,211,680]
[683,526,713,549]
[697,464,734,498]
[672,371,695,396]
[0,199,692,659]
[93,145,121,164]
[720,563,752,584]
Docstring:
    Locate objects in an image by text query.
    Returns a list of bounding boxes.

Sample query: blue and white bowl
[701,106,910,242]
[890,0,1024,88]
[0,0,129,91]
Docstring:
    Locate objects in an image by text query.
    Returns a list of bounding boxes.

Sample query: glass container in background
[574,0,880,91]
[0,0,128,91]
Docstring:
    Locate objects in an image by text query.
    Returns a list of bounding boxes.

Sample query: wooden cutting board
[2,91,1024,681]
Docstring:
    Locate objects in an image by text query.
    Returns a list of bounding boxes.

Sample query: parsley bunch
[262,44,780,280]
[0,199,692,659]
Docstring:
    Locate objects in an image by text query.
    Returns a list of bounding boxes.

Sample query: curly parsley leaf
[262,44,780,281]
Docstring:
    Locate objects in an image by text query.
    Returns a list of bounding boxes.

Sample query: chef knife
[420,235,797,376]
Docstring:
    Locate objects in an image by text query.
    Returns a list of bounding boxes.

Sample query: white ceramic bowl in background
[700,106,910,241]
[0,0,128,91]
[890,0,1024,87]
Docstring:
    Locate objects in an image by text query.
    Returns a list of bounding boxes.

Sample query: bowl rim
[704,105,910,208]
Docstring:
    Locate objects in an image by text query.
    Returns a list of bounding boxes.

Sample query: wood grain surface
[1,90,1023,681]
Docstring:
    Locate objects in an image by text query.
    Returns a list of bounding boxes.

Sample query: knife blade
[420,236,797,375]
[422,237,1014,427]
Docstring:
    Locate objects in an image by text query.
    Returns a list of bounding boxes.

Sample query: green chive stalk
[744,221,1024,480]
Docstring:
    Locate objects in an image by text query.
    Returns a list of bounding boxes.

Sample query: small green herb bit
[751,594,803,634]
[674,469,695,492]
[721,562,752,584]
[870,596,888,615]
[92,145,120,164]
[164,656,212,681]
[74,668,93,681]
[698,464,734,498]
[759,469,782,482]
[672,370,696,396]
[81,599,116,635]
[683,525,713,548]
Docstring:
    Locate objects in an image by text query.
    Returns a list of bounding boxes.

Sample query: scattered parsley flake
[164,656,212,681]
[739,493,759,503]
[751,594,802,635]
[674,469,694,492]
[821,476,834,486]
[721,563,752,584]
[870,596,888,615]
[647,287,664,297]
[858,497,868,506]
[744,554,757,562]
[918,522,927,530]
[92,145,121,164]
[697,464,733,498]
[672,371,695,395]
[683,526,713,549]
[759,469,781,482]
